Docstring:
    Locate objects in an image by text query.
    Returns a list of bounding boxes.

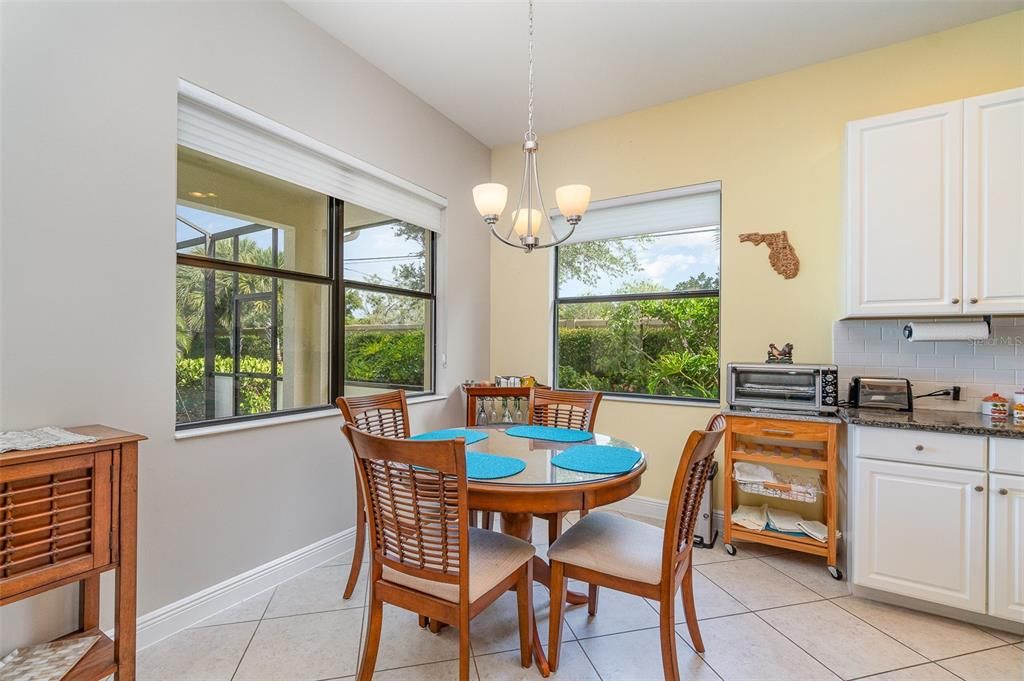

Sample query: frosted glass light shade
[472,183,508,217]
[555,184,591,217]
[511,209,544,237]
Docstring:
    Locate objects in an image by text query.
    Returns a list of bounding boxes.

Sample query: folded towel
[795,520,829,543]
[767,507,805,533]
[733,504,768,530]
[733,462,777,484]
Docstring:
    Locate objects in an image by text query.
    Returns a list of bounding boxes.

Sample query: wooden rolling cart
[1,425,145,680]
[722,414,842,579]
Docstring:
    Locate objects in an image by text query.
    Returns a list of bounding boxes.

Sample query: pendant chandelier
[472,0,591,252]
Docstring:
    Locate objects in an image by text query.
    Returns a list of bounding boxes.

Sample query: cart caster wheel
[828,565,843,580]
[724,543,737,556]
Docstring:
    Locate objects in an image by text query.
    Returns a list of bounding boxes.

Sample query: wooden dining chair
[546,420,725,681]
[334,391,410,601]
[343,425,535,681]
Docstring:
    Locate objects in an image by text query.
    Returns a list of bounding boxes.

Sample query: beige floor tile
[192,588,274,628]
[692,613,839,681]
[937,645,1024,681]
[370,659,479,680]
[138,620,257,681]
[833,597,1005,660]
[368,604,463,671]
[264,564,365,618]
[697,558,821,610]
[562,579,661,639]
[759,600,926,679]
[760,550,850,598]
[646,569,747,623]
[691,540,782,566]
[619,511,666,528]
[579,627,721,681]
[861,663,963,680]
[476,641,599,681]
[321,546,362,567]
[980,626,1024,644]
[470,587,573,656]
[234,609,363,681]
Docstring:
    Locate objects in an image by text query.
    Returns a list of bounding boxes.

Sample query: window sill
[601,394,721,409]
[174,394,448,440]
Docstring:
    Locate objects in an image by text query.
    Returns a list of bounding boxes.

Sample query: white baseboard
[607,495,725,534]
[135,527,356,650]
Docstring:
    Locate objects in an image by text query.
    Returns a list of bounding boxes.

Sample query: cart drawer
[853,426,986,471]
[729,417,831,442]
[0,451,113,600]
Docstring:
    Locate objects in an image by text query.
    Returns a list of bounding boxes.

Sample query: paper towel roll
[903,321,990,342]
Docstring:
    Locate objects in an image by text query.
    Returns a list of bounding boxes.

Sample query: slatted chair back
[527,387,602,432]
[342,424,469,592]
[661,422,725,576]
[704,413,726,433]
[335,390,411,439]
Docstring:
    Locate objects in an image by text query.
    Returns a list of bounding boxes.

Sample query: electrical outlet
[936,386,962,401]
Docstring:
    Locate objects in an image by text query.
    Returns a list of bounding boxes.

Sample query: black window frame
[175,196,436,431]
[552,231,721,404]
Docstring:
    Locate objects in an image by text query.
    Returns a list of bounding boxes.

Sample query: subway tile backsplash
[833,316,1024,412]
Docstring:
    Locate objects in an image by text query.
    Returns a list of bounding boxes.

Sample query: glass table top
[464,425,645,486]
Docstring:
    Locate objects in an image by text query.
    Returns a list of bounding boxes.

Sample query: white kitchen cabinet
[845,102,963,317]
[989,473,1024,622]
[853,457,987,612]
[963,88,1024,315]
[844,87,1024,318]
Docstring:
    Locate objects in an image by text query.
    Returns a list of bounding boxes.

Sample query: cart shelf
[730,443,827,470]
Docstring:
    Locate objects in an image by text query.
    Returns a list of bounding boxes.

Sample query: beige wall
[490,12,1024,503]
[0,1,490,654]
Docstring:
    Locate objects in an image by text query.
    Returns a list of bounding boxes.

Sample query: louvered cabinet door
[0,450,113,601]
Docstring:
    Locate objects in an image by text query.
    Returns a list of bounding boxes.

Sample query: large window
[175,147,434,427]
[553,186,720,401]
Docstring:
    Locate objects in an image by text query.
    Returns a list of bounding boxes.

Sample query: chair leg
[588,583,600,616]
[547,512,563,545]
[681,564,704,653]
[344,509,366,600]
[482,511,494,530]
[357,593,383,681]
[458,606,471,681]
[515,561,534,668]
[658,590,681,681]
[548,560,568,672]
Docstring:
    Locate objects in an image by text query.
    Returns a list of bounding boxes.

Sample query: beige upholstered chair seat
[383,527,535,602]
[547,512,664,585]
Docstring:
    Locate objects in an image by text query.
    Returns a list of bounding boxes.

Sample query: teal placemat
[505,425,593,443]
[466,452,526,480]
[411,428,488,445]
[551,445,641,474]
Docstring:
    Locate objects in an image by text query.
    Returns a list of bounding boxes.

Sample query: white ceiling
[290,1,1022,147]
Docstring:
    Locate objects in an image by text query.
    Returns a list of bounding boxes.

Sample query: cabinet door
[989,473,1024,622]
[853,458,986,612]
[963,88,1024,314]
[845,102,963,317]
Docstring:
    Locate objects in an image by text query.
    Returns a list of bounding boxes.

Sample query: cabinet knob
[999,488,1009,495]
[969,297,978,304]
[974,485,984,492]
[914,444,924,451]
[952,297,960,304]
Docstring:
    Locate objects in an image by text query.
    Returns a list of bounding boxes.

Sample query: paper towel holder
[902,316,992,342]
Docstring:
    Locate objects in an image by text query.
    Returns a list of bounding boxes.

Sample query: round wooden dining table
[464,425,647,676]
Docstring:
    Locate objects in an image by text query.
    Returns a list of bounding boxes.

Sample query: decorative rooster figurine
[739,231,800,279]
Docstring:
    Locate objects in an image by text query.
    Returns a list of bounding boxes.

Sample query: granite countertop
[721,407,842,424]
[841,407,1024,439]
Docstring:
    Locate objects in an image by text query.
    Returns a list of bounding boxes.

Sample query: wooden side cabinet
[0,425,145,681]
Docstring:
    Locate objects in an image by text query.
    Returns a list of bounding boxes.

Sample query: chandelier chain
[527,0,535,139]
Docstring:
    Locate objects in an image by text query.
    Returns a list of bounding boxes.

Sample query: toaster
[848,376,913,412]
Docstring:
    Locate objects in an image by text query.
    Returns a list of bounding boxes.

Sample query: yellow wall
[490,12,1024,504]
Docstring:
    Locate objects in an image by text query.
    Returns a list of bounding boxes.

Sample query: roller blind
[552,182,720,245]
[177,80,447,233]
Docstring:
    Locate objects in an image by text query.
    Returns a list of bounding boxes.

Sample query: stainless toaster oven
[727,363,840,413]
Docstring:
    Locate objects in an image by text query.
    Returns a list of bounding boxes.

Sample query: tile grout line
[229,585,277,681]
[750,608,845,680]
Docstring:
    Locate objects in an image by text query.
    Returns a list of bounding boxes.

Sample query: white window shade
[552,182,720,245]
[177,80,446,233]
